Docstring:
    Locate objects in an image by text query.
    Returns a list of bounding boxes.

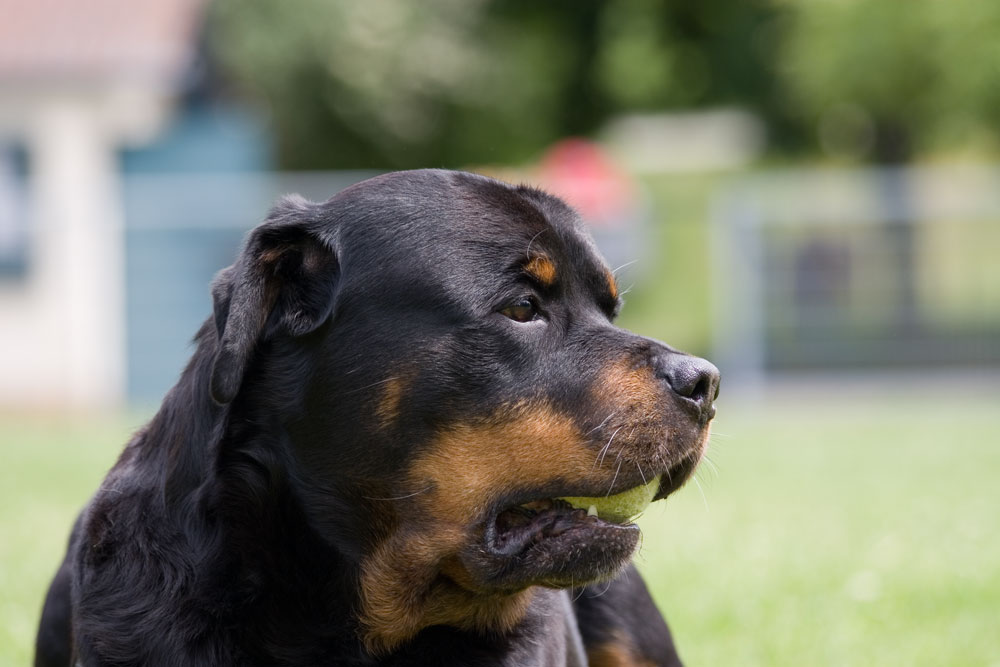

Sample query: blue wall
[121,105,271,404]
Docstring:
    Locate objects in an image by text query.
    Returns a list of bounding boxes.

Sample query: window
[0,145,29,278]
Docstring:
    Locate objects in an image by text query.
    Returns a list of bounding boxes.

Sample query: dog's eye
[500,298,539,323]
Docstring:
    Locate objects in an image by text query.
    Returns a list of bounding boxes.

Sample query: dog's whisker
[525,229,547,258]
[606,459,624,496]
[588,578,615,600]
[605,447,626,484]
[701,455,720,478]
[692,475,710,513]
[611,259,640,276]
[586,410,619,436]
[362,486,433,502]
[636,462,647,485]
[595,426,623,469]
[612,442,626,466]
[340,376,401,396]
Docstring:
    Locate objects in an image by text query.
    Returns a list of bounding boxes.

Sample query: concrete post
[26,94,125,408]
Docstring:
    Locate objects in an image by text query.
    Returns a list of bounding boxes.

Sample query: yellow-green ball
[559,475,661,523]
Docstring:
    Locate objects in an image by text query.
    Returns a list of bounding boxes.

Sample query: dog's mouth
[461,476,666,590]
[455,447,706,591]
[493,474,661,551]
[489,448,703,540]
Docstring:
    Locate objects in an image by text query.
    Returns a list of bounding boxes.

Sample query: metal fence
[123,165,1000,402]
[711,165,1000,386]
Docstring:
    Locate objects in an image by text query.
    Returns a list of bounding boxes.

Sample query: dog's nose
[656,354,720,422]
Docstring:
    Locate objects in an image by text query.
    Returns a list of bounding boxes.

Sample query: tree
[779,0,1000,332]
[781,0,1000,162]
[208,0,783,169]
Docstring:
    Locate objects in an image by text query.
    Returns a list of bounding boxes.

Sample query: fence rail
[712,165,1000,386]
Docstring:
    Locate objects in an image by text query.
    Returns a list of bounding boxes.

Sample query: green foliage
[616,172,717,357]
[207,0,1000,168]
[781,0,1000,160]
[208,0,782,169]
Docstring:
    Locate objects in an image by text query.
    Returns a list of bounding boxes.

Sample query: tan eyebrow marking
[524,255,557,287]
[606,268,619,300]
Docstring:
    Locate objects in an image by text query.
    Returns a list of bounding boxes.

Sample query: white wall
[0,92,134,409]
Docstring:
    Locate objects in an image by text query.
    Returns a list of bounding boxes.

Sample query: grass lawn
[638,386,1000,666]
[2,387,998,666]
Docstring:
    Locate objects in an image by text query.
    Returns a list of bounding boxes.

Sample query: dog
[35,169,719,666]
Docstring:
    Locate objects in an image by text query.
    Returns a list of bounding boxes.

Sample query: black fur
[35,170,716,666]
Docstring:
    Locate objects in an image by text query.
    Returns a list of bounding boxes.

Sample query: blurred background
[1,1,997,664]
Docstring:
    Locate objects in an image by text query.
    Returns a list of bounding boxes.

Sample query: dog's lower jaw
[357,517,637,655]
[359,552,535,655]
[356,485,647,655]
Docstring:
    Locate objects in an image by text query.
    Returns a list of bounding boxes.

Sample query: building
[0,0,205,408]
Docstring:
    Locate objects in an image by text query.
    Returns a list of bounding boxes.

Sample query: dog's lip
[464,502,642,590]
[474,448,704,561]
[485,497,641,559]
[483,475,660,557]
[456,467,696,589]
[489,484,642,528]
[488,458,695,524]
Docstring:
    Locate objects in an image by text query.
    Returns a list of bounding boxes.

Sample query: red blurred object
[537,138,635,228]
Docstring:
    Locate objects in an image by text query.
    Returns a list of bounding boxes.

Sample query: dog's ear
[209,196,339,405]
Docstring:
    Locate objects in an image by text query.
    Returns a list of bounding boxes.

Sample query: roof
[0,0,206,84]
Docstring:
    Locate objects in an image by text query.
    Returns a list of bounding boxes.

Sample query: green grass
[0,414,142,667]
[3,391,998,666]
[637,390,1000,666]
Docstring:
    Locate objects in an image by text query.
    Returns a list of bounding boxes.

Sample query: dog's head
[208,169,718,651]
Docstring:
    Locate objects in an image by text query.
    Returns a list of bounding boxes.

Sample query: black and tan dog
[35,170,719,666]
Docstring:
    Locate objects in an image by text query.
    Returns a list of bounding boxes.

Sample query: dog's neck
[363,588,586,666]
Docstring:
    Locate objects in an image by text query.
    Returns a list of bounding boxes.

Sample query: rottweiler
[35,169,719,666]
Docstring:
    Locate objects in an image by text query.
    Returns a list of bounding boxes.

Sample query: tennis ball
[559,475,661,523]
